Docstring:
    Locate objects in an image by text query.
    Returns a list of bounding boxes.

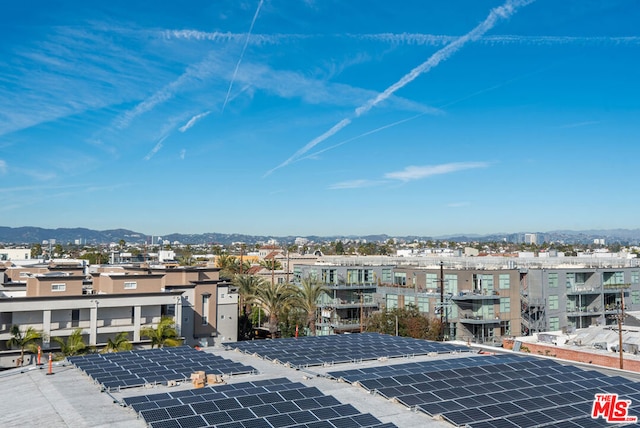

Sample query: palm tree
[252,282,299,337]
[102,332,133,353]
[140,316,182,348]
[52,328,91,357]
[6,325,42,366]
[258,259,282,271]
[216,254,250,278]
[298,276,329,336]
[233,274,265,315]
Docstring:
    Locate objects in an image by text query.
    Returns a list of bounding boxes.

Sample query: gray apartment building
[293,264,394,335]
[296,254,640,344]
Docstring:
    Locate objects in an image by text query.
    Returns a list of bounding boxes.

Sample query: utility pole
[440,261,445,340]
[609,288,627,370]
[360,292,364,333]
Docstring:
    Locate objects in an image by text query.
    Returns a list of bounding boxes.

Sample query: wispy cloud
[557,120,600,129]
[328,179,389,190]
[330,162,489,190]
[301,113,430,162]
[447,201,470,208]
[351,33,640,46]
[179,111,211,132]
[143,136,168,161]
[266,0,534,176]
[384,162,489,182]
[221,0,264,113]
[180,149,186,160]
[0,160,6,174]
[162,29,291,45]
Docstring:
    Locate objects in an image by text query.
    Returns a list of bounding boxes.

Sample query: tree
[6,325,43,366]
[335,241,345,255]
[52,328,91,357]
[233,274,266,340]
[365,306,441,341]
[102,332,133,353]
[297,276,329,336]
[259,259,282,271]
[140,316,182,348]
[31,243,43,259]
[216,254,250,278]
[252,282,299,337]
[233,274,264,315]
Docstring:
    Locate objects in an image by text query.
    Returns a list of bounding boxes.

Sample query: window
[500,298,510,313]
[481,275,494,292]
[603,271,625,286]
[202,294,210,325]
[386,294,398,309]
[51,283,66,292]
[632,271,640,285]
[445,274,458,295]
[549,295,559,310]
[548,273,558,288]
[499,274,510,290]
[426,273,438,289]
[417,296,429,313]
[381,269,392,283]
[549,317,559,331]
[566,273,575,288]
[71,309,80,327]
[347,269,360,285]
[632,290,640,305]
[123,281,137,290]
[393,272,406,286]
[277,277,284,284]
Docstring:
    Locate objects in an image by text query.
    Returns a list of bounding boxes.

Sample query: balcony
[566,286,600,295]
[459,313,501,325]
[452,290,500,301]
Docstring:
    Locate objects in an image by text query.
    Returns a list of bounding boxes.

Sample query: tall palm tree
[102,332,133,353]
[298,276,329,336]
[140,316,182,348]
[252,282,299,337]
[232,274,265,315]
[6,325,42,366]
[216,254,250,278]
[52,328,91,357]
[258,259,282,271]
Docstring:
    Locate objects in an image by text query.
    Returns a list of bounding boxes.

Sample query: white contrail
[221,0,264,113]
[143,135,168,161]
[265,0,534,176]
[299,113,428,162]
[179,111,211,132]
[352,33,640,46]
[263,118,351,177]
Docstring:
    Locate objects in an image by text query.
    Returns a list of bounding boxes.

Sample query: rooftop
[2,334,640,427]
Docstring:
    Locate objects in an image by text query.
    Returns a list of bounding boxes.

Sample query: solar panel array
[124,377,397,428]
[68,346,255,391]
[225,333,468,367]
[329,354,640,427]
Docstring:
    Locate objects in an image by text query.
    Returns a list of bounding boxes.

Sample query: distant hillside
[1,226,640,246]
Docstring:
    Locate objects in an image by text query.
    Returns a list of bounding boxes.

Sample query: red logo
[592,393,638,423]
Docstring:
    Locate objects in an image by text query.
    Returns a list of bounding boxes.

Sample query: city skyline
[1,1,639,237]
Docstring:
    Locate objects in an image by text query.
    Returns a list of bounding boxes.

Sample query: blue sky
[1,0,639,237]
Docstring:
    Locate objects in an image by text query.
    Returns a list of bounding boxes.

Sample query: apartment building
[0,261,238,367]
[293,264,391,335]
[523,265,640,334]
[385,264,521,344]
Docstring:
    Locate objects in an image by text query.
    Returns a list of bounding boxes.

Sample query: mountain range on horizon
[1,226,640,247]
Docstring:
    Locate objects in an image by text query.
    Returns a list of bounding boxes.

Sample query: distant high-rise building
[524,233,537,245]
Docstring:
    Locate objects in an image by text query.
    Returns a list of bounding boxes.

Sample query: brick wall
[502,339,640,372]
